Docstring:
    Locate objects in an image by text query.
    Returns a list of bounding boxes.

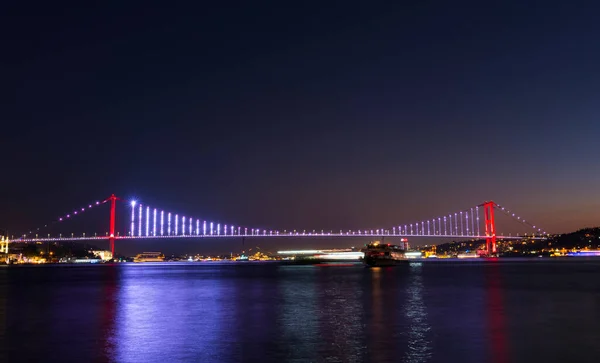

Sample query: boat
[361,241,408,267]
[133,252,165,262]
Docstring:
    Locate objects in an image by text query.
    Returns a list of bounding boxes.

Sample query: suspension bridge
[3,194,547,257]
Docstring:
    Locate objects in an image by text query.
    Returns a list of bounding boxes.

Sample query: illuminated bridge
[4,194,547,257]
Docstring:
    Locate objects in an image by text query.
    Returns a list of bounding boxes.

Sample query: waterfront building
[91,250,113,261]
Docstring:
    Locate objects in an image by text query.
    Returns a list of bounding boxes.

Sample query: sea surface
[0,259,599,363]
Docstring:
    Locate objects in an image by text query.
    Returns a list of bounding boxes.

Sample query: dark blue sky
[1,1,599,253]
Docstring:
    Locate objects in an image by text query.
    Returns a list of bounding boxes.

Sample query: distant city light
[278,250,321,255]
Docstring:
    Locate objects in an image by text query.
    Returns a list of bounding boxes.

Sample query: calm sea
[0,259,599,363]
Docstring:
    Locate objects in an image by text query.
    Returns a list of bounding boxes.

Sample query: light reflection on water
[278,267,319,362]
[115,265,237,362]
[0,268,7,362]
[403,262,432,363]
[1,260,600,362]
[368,267,387,363]
[316,266,365,362]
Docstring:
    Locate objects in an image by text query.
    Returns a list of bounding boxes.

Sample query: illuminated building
[91,250,113,261]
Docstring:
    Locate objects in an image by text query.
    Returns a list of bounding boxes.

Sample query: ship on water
[361,240,409,267]
[133,252,165,263]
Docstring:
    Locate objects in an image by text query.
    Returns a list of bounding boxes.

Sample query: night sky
[2,1,599,254]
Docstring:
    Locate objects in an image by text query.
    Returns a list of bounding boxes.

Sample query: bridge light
[131,200,136,207]
[138,205,143,236]
[168,213,172,235]
[153,209,157,236]
[146,207,150,236]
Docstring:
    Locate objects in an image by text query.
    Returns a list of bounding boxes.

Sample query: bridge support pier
[483,201,496,255]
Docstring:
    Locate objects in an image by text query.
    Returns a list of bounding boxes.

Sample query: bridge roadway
[9,233,546,243]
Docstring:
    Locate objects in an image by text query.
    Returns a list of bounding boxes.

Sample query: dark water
[1,259,599,363]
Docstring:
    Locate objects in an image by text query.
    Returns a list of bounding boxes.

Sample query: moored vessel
[361,241,408,266]
[133,252,165,262]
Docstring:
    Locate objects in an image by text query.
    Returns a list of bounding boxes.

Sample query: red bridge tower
[105,194,119,258]
[483,201,496,255]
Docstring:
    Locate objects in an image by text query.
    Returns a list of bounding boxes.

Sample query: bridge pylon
[483,201,496,255]
[104,194,120,258]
